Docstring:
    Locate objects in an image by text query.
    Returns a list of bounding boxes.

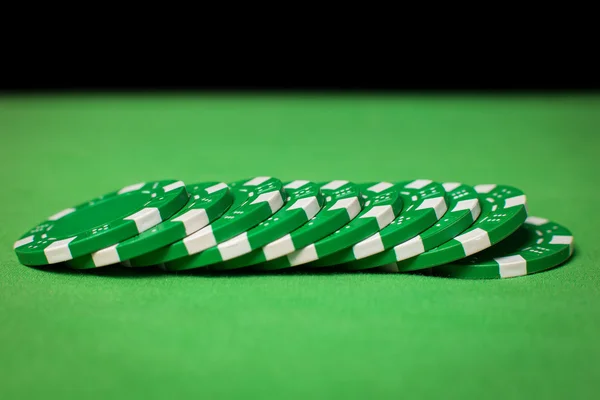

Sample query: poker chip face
[250,180,365,271]
[129,176,285,267]
[297,181,404,268]
[166,180,325,271]
[392,184,529,271]
[66,182,233,269]
[431,216,574,279]
[314,179,448,265]
[345,182,480,270]
[13,180,189,266]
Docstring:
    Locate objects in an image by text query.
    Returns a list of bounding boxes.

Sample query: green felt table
[1,94,598,399]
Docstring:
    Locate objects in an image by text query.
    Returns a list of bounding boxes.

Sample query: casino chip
[66,182,233,269]
[311,179,447,266]
[14,175,574,279]
[279,182,404,269]
[344,182,480,270]
[128,177,285,267]
[13,180,189,266]
[164,180,325,271]
[431,216,574,279]
[224,180,365,270]
[388,184,528,272]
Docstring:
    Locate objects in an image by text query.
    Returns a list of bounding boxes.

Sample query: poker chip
[13,180,189,266]
[231,180,364,270]
[13,177,576,280]
[344,183,480,270]
[164,180,325,271]
[128,177,285,267]
[389,184,528,272]
[298,182,404,268]
[66,182,233,269]
[314,179,448,265]
[431,216,574,279]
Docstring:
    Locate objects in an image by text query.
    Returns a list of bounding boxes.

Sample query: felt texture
[1,95,598,399]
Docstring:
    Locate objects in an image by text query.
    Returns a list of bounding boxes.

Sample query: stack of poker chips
[13,177,575,279]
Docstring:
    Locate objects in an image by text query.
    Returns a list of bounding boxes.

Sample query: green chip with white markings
[431,216,573,279]
[251,182,378,270]
[128,177,285,267]
[299,182,404,268]
[66,182,233,269]
[165,180,325,271]
[389,184,528,271]
[344,182,480,270]
[13,180,189,266]
[246,180,365,270]
[311,179,447,265]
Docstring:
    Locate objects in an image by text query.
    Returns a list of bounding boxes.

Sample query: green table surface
[1,94,598,399]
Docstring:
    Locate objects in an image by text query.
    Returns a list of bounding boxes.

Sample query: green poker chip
[215,181,401,271]
[252,180,365,270]
[431,216,574,279]
[222,180,365,270]
[128,177,285,267]
[344,182,480,270]
[165,180,325,271]
[13,175,572,281]
[301,181,404,268]
[13,180,189,266]
[390,184,528,271]
[66,182,233,269]
[315,179,448,265]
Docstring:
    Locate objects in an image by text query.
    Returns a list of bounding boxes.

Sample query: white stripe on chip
[442,182,461,192]
[505,195,526,209]
[118,182,145,194]
[474,184,496,193]
[172,209,209,235]
[14,235,34,249]
[329,197,361,220]
[263,234,295,261]
[183,225,217,255]
[367,182,393,193]
[496,255,527,278]
[525,216,549,226]
[218,232,252,261]
[284,180,310,189]
[251,191,284,213]
[352,233,384,260]
[288,196,321,219]
[244,177,271,186]
[48,208,76,221]
[163,181,185,192]
[320,180,348,190]
[454,228,491,256]
[360,205,395,229]
[125,208,161,233]
[394,236,425,262]
[205,183,228,194]
[92,244,120,267]
[417,197,447,219]
[287,244,318,266]
[405,179,432,189]
[44,237,77,263]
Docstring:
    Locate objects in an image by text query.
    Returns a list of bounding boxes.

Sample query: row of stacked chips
[13,177,575,279]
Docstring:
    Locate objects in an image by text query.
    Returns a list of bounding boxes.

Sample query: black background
[1,57,598,93]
